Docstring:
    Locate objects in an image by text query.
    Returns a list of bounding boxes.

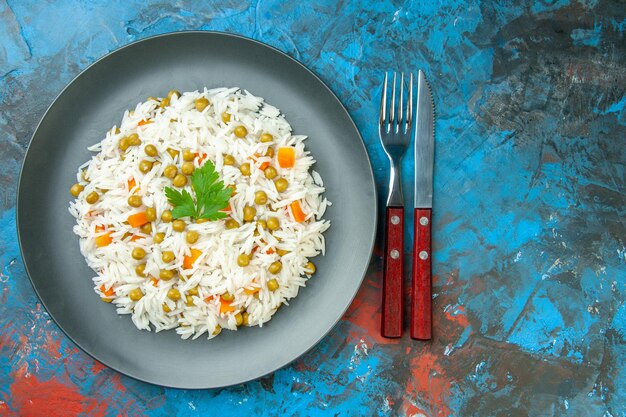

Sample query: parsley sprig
[164,160,231,220]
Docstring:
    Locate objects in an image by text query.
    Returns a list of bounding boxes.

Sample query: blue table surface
[1,1,625,416]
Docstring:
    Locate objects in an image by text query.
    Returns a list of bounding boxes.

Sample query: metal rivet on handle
[390,249,400,259]
[391,216,400,225]
[419,251,429,260]
[420,216,429,226]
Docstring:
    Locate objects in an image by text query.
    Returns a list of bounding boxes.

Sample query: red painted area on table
[91,360,107,375]
[343,275,400,345]
[110,373,127,393]
[16,333,30,363]
[346,329,368,344]
[106,372,153,414]
[42,333,62,361]
[402,401,430,417]
[444,305,470,328]
[108,374,143,415]
[405,351,453,417]
[0,328,12,351]
[0,400,16,417]
[9,365,108,417]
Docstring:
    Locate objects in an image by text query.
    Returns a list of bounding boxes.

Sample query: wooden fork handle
[411,208,432,340]
[382,206,404,338]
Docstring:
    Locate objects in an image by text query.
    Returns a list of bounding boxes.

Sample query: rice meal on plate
[68,88,330,340]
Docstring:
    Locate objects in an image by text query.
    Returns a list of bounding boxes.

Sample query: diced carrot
[150,277,159,287]
[127,177,140,194]
[138,119,153,126]
[100,284,115,297]
[265,247,275,255]
[95,225,112,247]
[127,212,148,228]
[219,300,237,314]
[221,203,231,212]
[250,153,270,171]
[243,279,259,295]
[204,295,216,303]
[290,200,307,223]
[244,287,260,295]
[95,232,113,247]
[183,248,203,269]
[130,235,143,242]
[197,153,208,165]
[277,147,296,168]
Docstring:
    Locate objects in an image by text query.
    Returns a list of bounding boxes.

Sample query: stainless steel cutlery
[378,70,434,340]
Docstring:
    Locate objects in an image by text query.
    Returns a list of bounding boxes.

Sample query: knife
[411,70,435,340]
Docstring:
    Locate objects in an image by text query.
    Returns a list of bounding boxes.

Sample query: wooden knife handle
[411,208,432,340]
[382,206,404,338]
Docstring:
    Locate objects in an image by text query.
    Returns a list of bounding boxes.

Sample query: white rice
[68,88,330,339]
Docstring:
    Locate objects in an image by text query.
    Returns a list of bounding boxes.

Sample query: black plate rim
[16,30,377,389]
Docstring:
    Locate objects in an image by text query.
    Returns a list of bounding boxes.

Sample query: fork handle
[411,208,432,340]
[382,206,404,338]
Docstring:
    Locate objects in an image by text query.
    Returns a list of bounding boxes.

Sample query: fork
[378,72,413,338]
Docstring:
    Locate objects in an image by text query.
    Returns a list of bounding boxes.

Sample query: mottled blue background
[1,0,625,416]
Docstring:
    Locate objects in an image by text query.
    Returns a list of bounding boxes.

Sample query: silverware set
[378,70,434,339]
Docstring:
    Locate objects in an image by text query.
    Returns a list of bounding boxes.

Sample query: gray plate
[17,32,376,389]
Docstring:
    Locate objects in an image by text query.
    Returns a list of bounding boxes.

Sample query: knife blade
[414,70,435,209]
[411,70,435,340]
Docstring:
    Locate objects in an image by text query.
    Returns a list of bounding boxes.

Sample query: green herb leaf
[171,189,197,218]
[164,187,193,211]
[164,160,230,221]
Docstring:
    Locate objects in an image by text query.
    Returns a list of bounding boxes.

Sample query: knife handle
[382,206,403,338]
[411,208,432,340]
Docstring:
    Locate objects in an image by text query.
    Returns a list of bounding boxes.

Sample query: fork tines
[379,72,413,136]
